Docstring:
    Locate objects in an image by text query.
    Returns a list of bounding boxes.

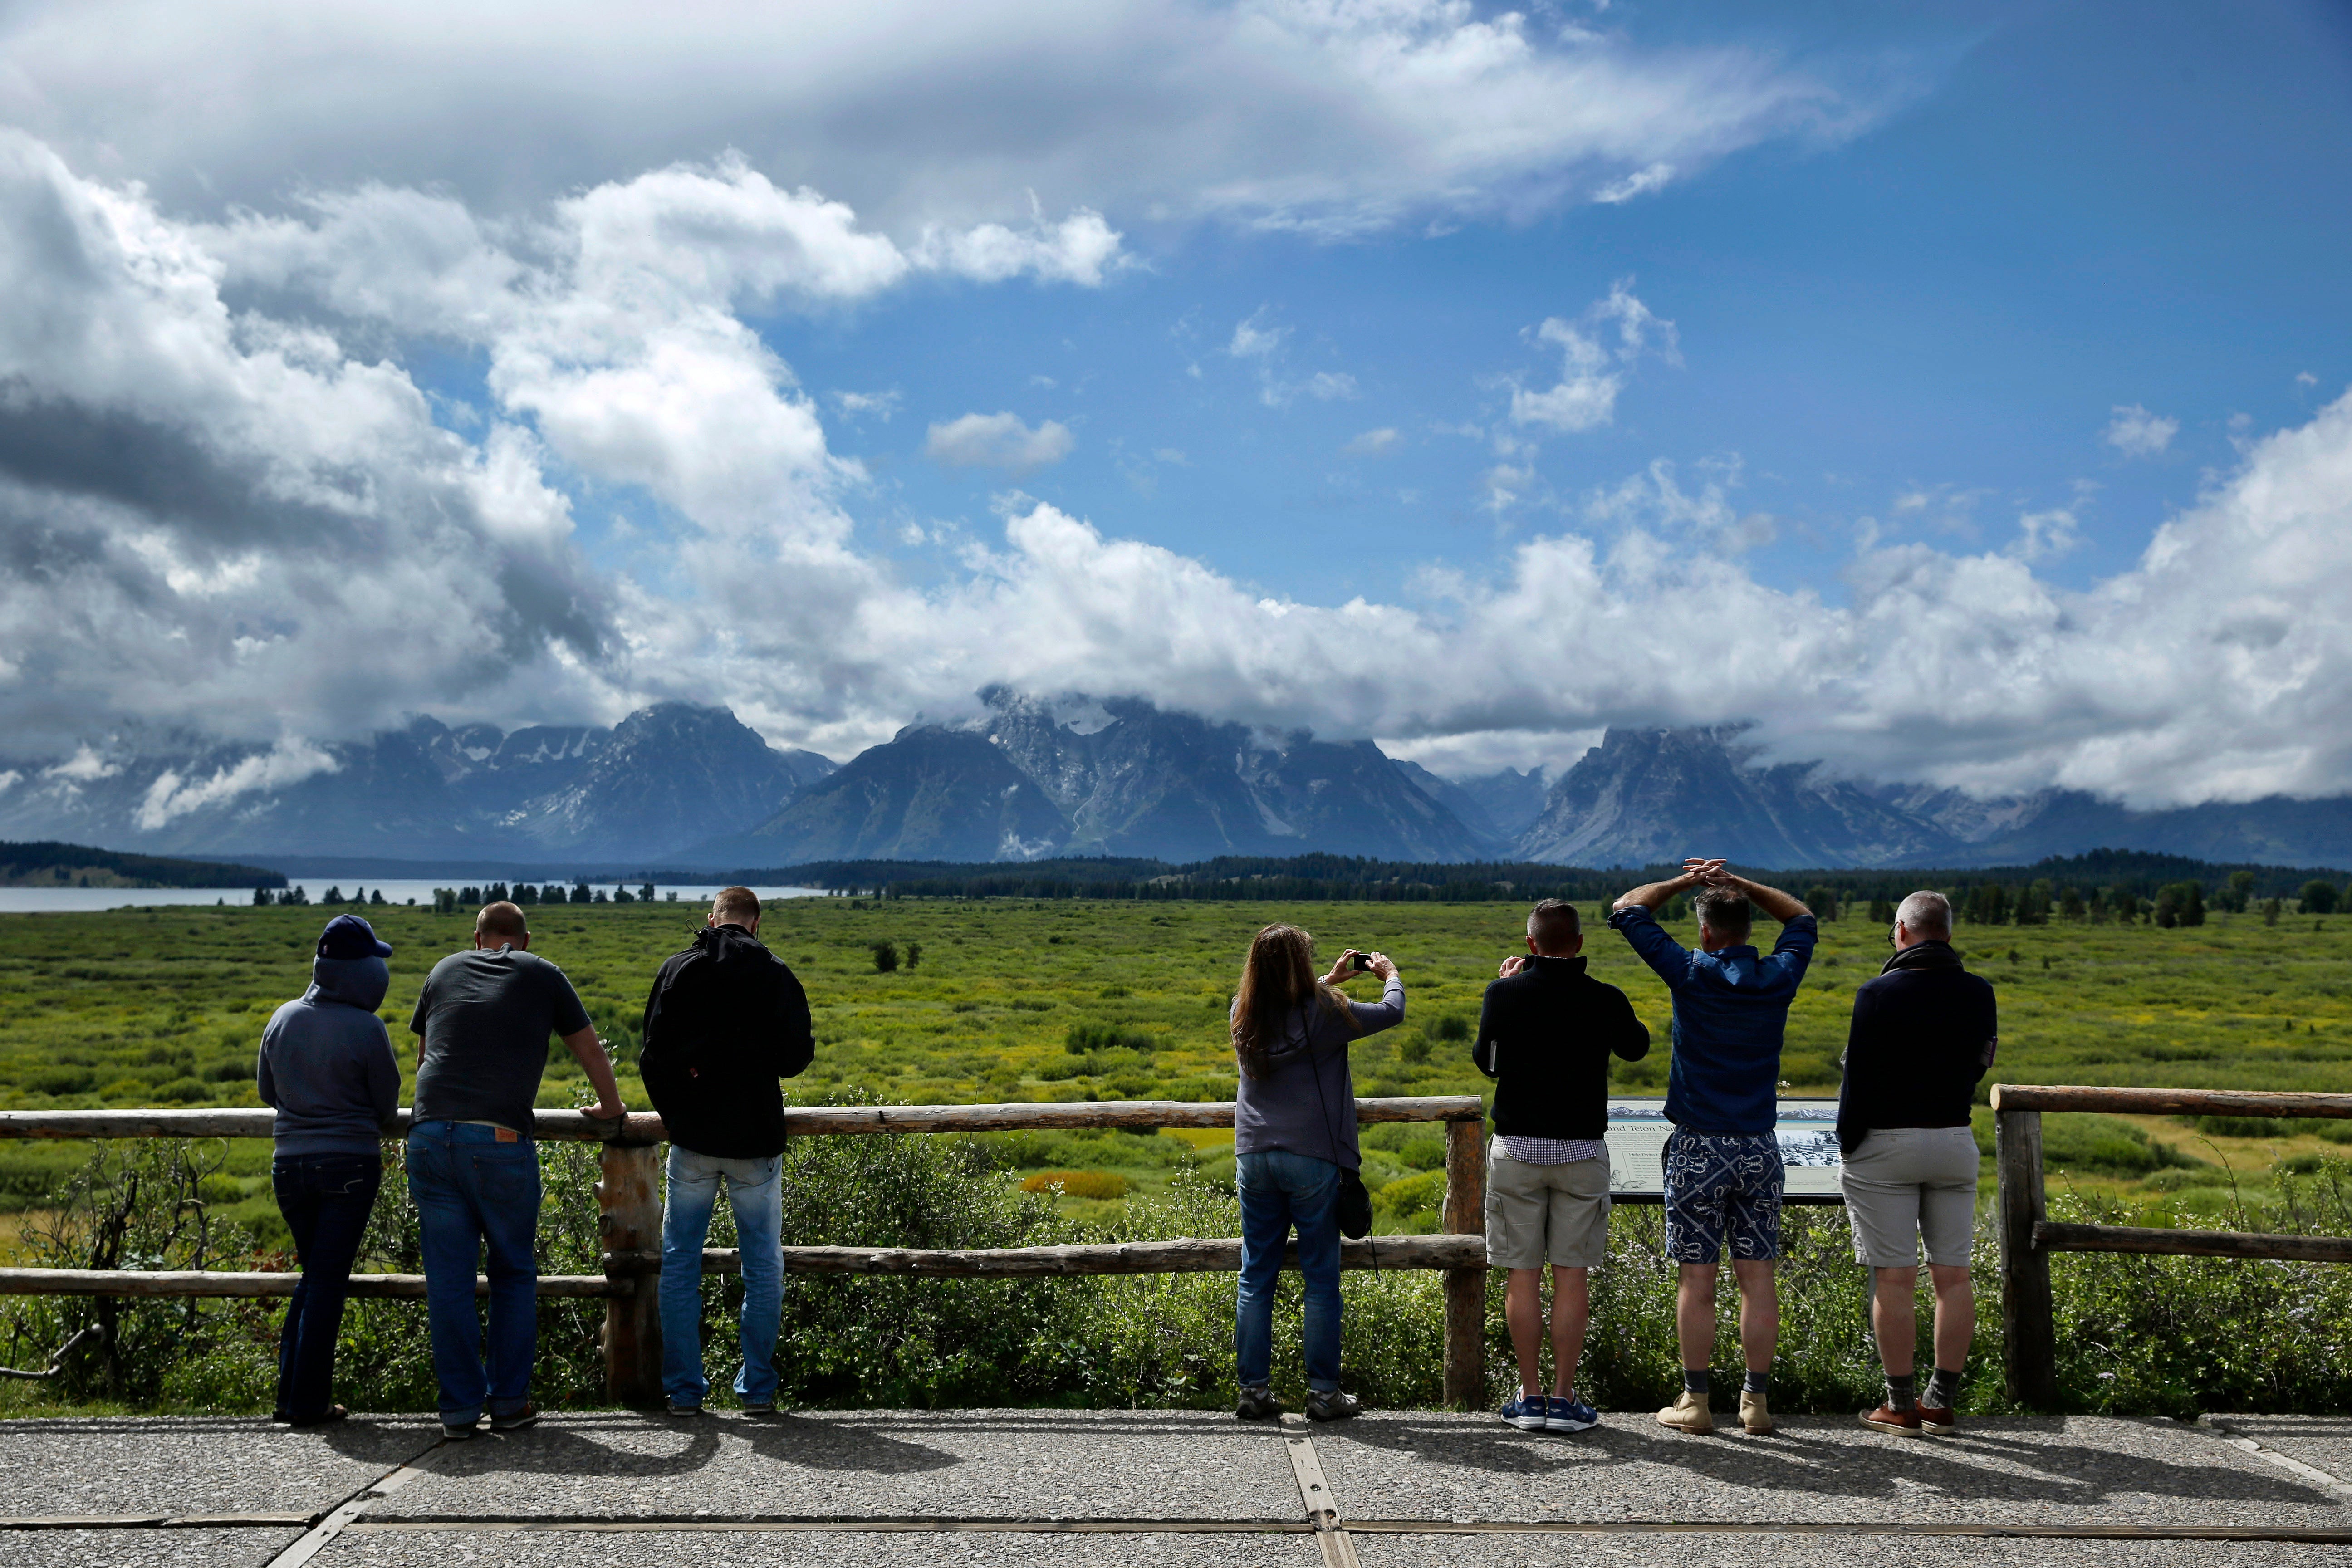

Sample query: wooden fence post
[1440,1115,1487,1410]
[596,1134,664,1406]
[1993,1098,2058,1410]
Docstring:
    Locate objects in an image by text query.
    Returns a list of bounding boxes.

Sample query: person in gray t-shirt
[405,900,622,1438]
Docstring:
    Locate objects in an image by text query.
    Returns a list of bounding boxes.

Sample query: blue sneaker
[1499,1392,1549,1431]
[1547,1396,1600,1433]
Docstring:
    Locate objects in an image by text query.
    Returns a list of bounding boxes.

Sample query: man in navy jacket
[1840,890,1997,1436]
[1474,899,1648,1435]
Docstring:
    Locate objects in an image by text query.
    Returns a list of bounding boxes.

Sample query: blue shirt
[1607,904,1818,1136]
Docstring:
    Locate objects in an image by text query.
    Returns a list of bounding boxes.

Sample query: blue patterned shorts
[1662,1128,1784,1262]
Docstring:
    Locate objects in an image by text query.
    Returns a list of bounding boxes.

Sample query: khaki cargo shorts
[1484,1139,1611,1269]
[1839,1125,1981,1268]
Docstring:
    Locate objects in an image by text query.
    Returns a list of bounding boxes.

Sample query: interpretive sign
[1601,1096,1845,1205]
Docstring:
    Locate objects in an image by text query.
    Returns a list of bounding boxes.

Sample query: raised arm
[1611,859,1722,913]
[1705,868,1811,923]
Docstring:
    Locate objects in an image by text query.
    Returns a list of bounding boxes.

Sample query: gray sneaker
[739,1397,776,1416]
[1234,1385,1283,1421]
[666,1398,704,1418]
[1305,1389,1362,1422]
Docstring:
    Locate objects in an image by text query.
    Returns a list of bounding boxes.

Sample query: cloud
[1346,427,1401,456]
[0,1,1862,238]
[924,412,1076,475]
[2103,403,2178,458]
[1511,281,1678,433]
[829,389,902,421]
[13,132,2352,811]
[1226,309,1356,407]
[1593,162,1675,204]
[133,739,339,828]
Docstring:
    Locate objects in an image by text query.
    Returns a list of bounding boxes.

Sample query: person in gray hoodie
[257,914,402,1425]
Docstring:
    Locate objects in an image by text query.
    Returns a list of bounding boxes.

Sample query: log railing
[0,1095,1491,1408]
[1990,1083,2352,1409]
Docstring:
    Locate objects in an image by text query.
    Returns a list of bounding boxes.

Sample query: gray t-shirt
[409,945,592,1135]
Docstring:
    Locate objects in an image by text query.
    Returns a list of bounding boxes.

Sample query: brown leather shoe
[1916,1405,1958,1435]
[1861,1403,1922,1435]
[1656,1391,1714,1435]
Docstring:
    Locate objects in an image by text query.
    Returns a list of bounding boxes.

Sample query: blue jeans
[271,1152,381,1421]
[659,1147,784,1406]
[406,1121,541,1424]
[1235,1150,1344,1392]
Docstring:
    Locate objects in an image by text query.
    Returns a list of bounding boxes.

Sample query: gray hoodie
[258,955,402,1157]
[1232,977,1405,1171]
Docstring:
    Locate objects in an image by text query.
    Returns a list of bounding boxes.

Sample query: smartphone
[1350,951,1372,971]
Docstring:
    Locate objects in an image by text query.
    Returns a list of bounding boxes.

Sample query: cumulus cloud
[2104,403,2178,458]
[134,739,339,828]
[1346,427,1401,456]
[924,412,1077,475]
[9,132,2352,811]
[0,0,1860,237]
[1511,281,1679,433]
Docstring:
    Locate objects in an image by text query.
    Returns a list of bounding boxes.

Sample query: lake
[0,878,833,914]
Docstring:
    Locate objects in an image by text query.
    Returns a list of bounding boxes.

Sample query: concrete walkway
[1,1408,2347,1567]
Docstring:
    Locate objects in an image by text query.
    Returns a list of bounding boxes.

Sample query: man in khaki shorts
[1475,899,1651,1433]
[1838,890,1999,1436]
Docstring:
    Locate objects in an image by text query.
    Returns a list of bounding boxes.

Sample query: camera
[1351,951,1372,971]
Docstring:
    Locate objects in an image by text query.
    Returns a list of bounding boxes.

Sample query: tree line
[745,848,2352,912]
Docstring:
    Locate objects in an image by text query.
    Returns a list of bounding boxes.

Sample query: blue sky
[4,0,2352,806]
[760,1,2352,605]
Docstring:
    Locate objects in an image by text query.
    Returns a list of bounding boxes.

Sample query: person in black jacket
[639,886,815,1417]
[1838,890,1997,1438]
[1474,899,1650,1434]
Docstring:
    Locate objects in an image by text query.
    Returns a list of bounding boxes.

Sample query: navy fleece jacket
[258,956,402,1157]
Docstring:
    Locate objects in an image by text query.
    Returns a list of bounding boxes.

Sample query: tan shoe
[1656,1391,1714,1435]
[1739,1389,1774,1435]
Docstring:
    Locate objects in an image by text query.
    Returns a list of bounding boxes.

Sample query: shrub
[1066,1022,1154,1054]
[2041,1114,2204,1177]
[1020,1170,1130,1200]
[2187,1114,2293,1139]
[872,941,900,973]
[1431,1015,1470,1043]
[1397,1033,1432,1065]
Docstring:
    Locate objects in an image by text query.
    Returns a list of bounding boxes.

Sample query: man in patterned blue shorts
[1610,859,1816,1436]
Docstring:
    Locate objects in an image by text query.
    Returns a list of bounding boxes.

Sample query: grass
[0,896,2348,1416]
[0,897,2345,1229]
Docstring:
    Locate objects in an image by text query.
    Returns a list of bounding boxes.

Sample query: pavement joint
[260,1432,449,1568]
[1279,1413,1362,1568]
[2197,1414,2352,1503]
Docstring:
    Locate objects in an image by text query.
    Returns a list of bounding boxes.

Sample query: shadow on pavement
[1316,1416,2342,1511]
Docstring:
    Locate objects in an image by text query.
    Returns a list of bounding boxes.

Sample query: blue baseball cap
[318,914,392,960]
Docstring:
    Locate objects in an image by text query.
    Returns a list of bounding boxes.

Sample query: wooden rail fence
[1991,1083,2352,1409]
[0,1095,1490,1408]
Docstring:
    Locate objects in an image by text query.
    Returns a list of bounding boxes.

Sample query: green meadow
[0,895,2347,1240]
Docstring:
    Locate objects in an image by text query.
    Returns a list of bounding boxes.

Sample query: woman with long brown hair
[1228,923,1403,1421]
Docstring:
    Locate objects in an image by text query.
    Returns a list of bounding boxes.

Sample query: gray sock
[1924,1367,1962,1410]
[1884,1372,1916,1411]
[1682,1368,1709,1396]
[1742,1369,1769,1397]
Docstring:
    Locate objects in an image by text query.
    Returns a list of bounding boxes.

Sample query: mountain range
[0,703,836,864]
[6,692,2352,871]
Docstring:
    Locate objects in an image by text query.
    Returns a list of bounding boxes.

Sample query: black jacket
[1472,956,1651,1139]
[1836,940,1998,1156]
[639,923,815,1158]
